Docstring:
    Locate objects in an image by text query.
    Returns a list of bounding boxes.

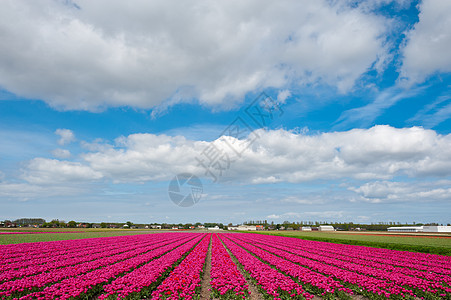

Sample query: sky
[1,0,451,225]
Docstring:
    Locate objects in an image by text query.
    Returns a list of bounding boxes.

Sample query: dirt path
[199,235,212,300]
[218,237,264,300]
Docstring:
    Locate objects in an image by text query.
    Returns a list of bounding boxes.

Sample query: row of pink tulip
[20,234,203,300]
[252,234,451,285]
[267,234,451,271]
[225,234,354,296]
[209,234,250,299]
[99,236,203,299]
[0,233,197,298]
[98,234,205,299]
[151,234,211,300]
[230,234,451,298]
[245,234,451,295]
[220,235,313,299]
[0,234,182,281]
[1,234,146,263]
[228,234,407,298]
[0,233,182,261]
[0,232,82,235]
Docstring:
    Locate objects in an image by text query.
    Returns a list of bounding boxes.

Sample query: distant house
[151,225,161,229]
[318,225,334,231]
[256,225,264,231]
[301,226,312,231]
[207,226,222,230]
[92,224,101,228]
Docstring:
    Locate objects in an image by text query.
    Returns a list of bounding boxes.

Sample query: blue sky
[1,0,450,224]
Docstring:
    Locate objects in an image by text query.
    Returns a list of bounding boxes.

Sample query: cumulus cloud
[400,0,451,85]
[0,0,390,111]
[19,125,451,185]
[22,158,103,185]
[51,148,71,159]
[55,129,75,145]
[0,182,87,202]
[349,180,451,203]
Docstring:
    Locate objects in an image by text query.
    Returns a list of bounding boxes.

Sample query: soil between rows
[200,235,213,300]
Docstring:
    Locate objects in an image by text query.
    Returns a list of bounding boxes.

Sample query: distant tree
[126,221,133,228]
[100,222,107,228]
[67,221,77,228]
[50,219,61,228]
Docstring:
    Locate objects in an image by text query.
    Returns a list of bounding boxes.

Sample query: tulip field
[1,232,451,300]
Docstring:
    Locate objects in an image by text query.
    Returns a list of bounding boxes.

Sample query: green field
[254,231,451,256]
[0,228,164,245]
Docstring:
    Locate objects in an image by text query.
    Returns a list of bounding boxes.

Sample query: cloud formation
[400,0,451,84]
[55,129,75,146]
[0,0,390,111]
[349,180,451,203]
[20,125,451,185]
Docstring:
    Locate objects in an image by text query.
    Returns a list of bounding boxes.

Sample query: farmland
[256,230,451,256]
[0,228,163,245]
[1,232,451,299]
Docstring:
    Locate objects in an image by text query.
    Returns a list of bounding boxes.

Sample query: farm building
[228,225,257,231]
[301,226,312,231]
[387,226,451,232]
[318,225,334,231]
[387,226,423,232]
[423,226,451,232]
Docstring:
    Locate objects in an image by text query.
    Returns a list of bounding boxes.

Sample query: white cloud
[81,134,206,183]
[51,148,71,159]
[19,125,451,186]
[55,129,75,145]
[0,182,86,202]
[276,90,291,105]
[400,0,451,85]
[349,180,451,203]
[0,0,390,111]
[22,158,103,185]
